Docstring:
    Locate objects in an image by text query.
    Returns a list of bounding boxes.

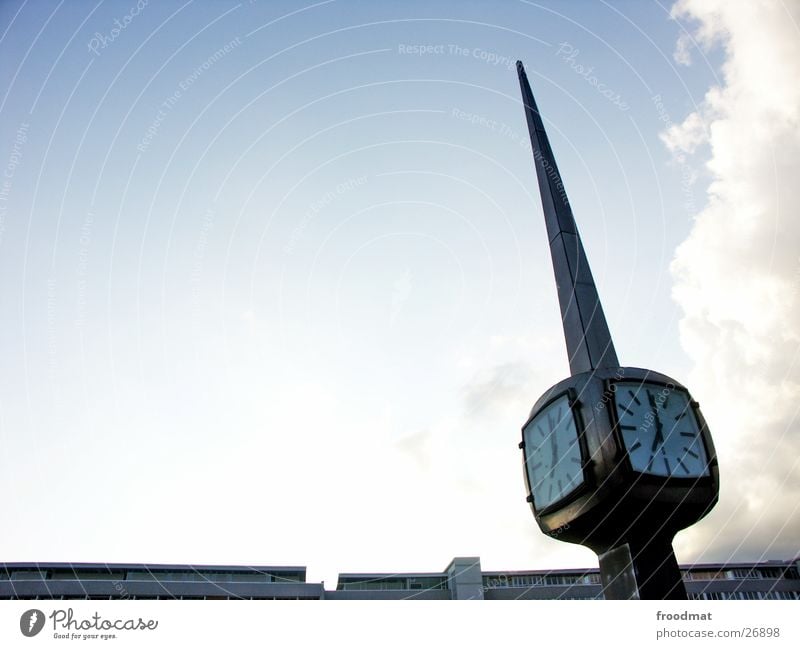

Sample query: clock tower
[515,61,719,600]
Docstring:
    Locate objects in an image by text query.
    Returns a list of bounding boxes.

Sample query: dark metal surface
[516,60,720,599]
[598,544,640,600]
[599,538,687,600]
[516,60,618,376]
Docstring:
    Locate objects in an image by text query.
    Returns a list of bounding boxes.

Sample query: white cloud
[660,111,708,158]
[673,31,695,66]
[668,0,800,561]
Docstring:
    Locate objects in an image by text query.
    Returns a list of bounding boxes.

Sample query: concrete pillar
[445,557,484,600]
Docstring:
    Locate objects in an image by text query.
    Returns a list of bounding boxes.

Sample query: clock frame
[520,367,719,554]
[607,378,712,481]
[520,389,592,515]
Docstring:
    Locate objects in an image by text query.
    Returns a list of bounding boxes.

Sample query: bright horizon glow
[0,0,797,588]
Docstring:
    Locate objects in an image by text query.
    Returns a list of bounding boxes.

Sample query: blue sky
[1,0,797,586]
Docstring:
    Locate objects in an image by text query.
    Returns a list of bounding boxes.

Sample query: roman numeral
[629,440,642,452]
[627,390,641,406]
[620,404,634,416]
[683,447,699,459]
[678,458,690,475]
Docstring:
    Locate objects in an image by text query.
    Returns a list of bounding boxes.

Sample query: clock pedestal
[599,536,687,600]
[520,367,718,600]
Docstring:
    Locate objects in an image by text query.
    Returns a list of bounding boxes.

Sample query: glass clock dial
[614,382,709,478]
[523,394,584,510]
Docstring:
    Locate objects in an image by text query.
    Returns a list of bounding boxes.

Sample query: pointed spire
[517,60,618,375]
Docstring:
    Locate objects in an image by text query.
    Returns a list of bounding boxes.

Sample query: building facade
[2,557,798,601]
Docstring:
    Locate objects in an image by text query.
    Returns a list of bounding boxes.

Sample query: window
[51,571,124,581]
[272,573,302,583]
[687,571,721,581]
[8,570,47,580]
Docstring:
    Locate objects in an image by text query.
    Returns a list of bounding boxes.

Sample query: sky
[0,0,797,588]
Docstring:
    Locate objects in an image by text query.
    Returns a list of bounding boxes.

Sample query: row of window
[126,571,300,583]
[1,595,319,600]
[688,591,800,600]
[6,566,797,589]
[339,577,448,591]
[483,574,600,588]
[556,591,800,601]
[2,570,303,584]
[3,589,798,601]
[684,567,796,581]
[483,567,798,589]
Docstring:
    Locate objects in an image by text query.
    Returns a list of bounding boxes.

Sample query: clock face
[613,382,709,478]
[523,394,584,510]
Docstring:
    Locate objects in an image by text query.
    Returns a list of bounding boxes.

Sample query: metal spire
[516,60,618,375]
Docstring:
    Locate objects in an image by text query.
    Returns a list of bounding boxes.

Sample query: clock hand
[550,434,559,473]
[647,392,665,453]
[654,410,665,453]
